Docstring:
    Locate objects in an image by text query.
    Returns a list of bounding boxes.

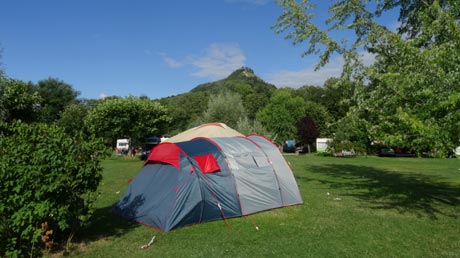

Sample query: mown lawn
[59,155,460,258]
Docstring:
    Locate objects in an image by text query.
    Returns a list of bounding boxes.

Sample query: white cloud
[268,63,342,88]
[159,52,184,68]
[188,43,246,79]
[98,93,108,99]
[161,43,246,80]
[268,52,375,88]
[165,57,183,68]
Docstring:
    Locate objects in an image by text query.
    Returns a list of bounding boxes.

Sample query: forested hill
[159,67,277,134]
[190,67,276,97]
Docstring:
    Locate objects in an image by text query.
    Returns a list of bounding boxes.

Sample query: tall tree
[274,0,460,156]
[57,103,90,136]
[84,96,171,148]
[235,116,272,137]
[296,78,354,123]
[160,91,210,134]
[257,89,305,144]
[322,78,355,120]
[304,100,333,137]
[0,78,41,123]
[274,0,459,69]
[36,77,80,123]
[296,85,325,104]
[297,116,319,153]
[360,1,460,156]
[361,30,460,156]
[244,92,270,120]
[196,91,246,129]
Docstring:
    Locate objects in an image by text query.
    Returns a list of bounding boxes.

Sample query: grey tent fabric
[113,135,303,231]
[212,137,284,215]
[248,135,303,206]
[177,138,242,221]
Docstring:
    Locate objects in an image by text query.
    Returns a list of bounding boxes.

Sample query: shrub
[0,121,108,257]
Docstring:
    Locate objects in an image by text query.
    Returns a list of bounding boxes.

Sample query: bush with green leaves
[0,121,108,257]
[85,96,171,149]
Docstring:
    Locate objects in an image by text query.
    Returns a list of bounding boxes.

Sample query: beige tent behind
[165,122,243,143]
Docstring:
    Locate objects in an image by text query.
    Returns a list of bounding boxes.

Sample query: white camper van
[116,139,130,155]
[316,138,332,153]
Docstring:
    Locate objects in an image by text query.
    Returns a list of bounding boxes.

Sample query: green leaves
[36,77,80,123]
[198,91,246,129]
[361,18,460,156]
[84,96,171,148]
[274,0,343,68]
[0,121,108,256]
[275,0,460,156]
[257,89,306,144]
[0,78,41,123]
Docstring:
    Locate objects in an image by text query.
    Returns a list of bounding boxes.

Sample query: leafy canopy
[36,77,80,123]
[85,96,171,148]
[257,89,306,144]
[197,91,246,129]
[0,78,41,123]
[275,0,460,156]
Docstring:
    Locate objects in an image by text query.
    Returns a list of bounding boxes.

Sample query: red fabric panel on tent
[193,154,220,173]
[146,142,183,169]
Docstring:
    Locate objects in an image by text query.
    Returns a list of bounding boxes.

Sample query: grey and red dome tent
[113,133,303,231]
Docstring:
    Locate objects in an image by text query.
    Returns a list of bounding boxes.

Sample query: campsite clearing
[63,155,460,258]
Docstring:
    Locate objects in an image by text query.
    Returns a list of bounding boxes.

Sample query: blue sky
[0,0,395,100]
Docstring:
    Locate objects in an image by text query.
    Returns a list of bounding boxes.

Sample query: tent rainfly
[113,134,303,231]
[164,122,244,143]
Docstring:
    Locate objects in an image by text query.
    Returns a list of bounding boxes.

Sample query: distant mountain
[190,67,276,97]
[159,67,277,133]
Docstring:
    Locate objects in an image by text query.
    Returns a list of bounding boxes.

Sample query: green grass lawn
[60,155,460,258]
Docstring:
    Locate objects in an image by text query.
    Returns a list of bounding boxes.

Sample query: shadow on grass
[300,164,460,219]
[75,204,140,242]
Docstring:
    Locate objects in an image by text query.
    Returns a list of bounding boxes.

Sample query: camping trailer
[116,139,130,154]
[316,138,332,153]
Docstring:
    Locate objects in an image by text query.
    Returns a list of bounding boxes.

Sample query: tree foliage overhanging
[275,0,460,156]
